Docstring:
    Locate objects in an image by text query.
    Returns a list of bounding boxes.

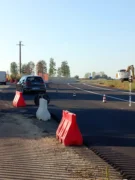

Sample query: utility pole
[17,41,24,75]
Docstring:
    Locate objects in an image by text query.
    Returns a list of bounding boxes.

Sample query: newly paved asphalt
[0,82,135,179]
[47,82,135,180]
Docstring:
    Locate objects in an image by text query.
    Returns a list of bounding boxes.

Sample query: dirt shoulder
[0,111,123,180]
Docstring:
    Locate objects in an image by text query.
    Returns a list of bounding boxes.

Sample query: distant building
[37,73,48,82]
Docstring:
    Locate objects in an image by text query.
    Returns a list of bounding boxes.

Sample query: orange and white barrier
[56,110,83,146]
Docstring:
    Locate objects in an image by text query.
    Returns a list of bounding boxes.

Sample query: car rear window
[27,77,43,82]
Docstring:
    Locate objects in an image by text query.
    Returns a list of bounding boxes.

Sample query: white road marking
[82,83,135,95]
[68,83,135,104]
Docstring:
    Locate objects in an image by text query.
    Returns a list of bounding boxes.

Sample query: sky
[0,0,135,78]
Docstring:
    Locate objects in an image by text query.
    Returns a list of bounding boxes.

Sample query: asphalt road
[0,83,124,180]
[47,82,135,180]
[0,82,135,179]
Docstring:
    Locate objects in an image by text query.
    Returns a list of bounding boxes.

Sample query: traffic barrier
[14,80,17,84]
[103,94,106,103]
[13,91,26,107]
[34,93,50,106]
[10,79,13,83]
[36,98,51,121]
[56,110,83,146]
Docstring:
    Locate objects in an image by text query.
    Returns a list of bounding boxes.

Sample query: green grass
[0,85,6,88]
[80,79,135,91]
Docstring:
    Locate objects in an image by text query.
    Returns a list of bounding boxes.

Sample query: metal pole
[17,41,24,75]
[19,41,21,74]
[129,76,132,106]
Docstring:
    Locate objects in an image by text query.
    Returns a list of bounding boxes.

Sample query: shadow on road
[1,83,135,147]
[49,105,135,147]
[1,83,135,103]
[47,83,135,101]
[1,83,134,179]
[49,103,135,179]
[0,105,58,139]
[1,103,135,148]
[1,90,135,102]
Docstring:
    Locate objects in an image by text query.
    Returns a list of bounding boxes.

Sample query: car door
[16,77,25,91]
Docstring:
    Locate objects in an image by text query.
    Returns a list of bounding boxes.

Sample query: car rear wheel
[34,93,50,106]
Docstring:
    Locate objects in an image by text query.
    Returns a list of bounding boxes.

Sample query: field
[80,79,135,91]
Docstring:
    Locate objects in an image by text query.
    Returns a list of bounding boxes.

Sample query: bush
[16,75,21,82]
[74,75,79,79]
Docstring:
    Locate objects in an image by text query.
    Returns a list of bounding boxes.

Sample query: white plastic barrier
[36,98,51,121]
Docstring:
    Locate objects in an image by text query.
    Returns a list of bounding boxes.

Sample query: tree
[36,60,47,74]
[100,71,105,77]
[74,75,79,79]
[21,61,35,75]
[84,72,91,78]
[94,75,100,79]
[102,74,108,79]
[57,67,62,77]
[92,72,96,78]
[10,62,18,78]
[49,58,56,77]
[60,61,70,77]
[91,71,109,80]
[21,64,28,74]
[27,61,35,74]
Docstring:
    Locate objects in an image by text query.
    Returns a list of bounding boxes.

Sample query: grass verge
[81,79,135,91]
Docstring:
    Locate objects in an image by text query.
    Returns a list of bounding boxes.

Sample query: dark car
[16,75,46,94]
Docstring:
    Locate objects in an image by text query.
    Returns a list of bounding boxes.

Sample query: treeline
[84,71,112,80]
[8,58,70,81]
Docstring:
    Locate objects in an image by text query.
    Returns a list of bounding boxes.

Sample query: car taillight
[26,82,31,85]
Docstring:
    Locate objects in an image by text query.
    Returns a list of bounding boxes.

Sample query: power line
[16,41,24,74]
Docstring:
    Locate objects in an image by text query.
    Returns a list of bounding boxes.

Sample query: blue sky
[0,0,135,78]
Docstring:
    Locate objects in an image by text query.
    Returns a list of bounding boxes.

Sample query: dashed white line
[68,83,135,104]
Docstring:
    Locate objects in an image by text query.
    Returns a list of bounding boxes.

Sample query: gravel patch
[0,112,123,180]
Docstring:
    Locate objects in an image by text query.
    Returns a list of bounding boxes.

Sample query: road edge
[51,111,124,180]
